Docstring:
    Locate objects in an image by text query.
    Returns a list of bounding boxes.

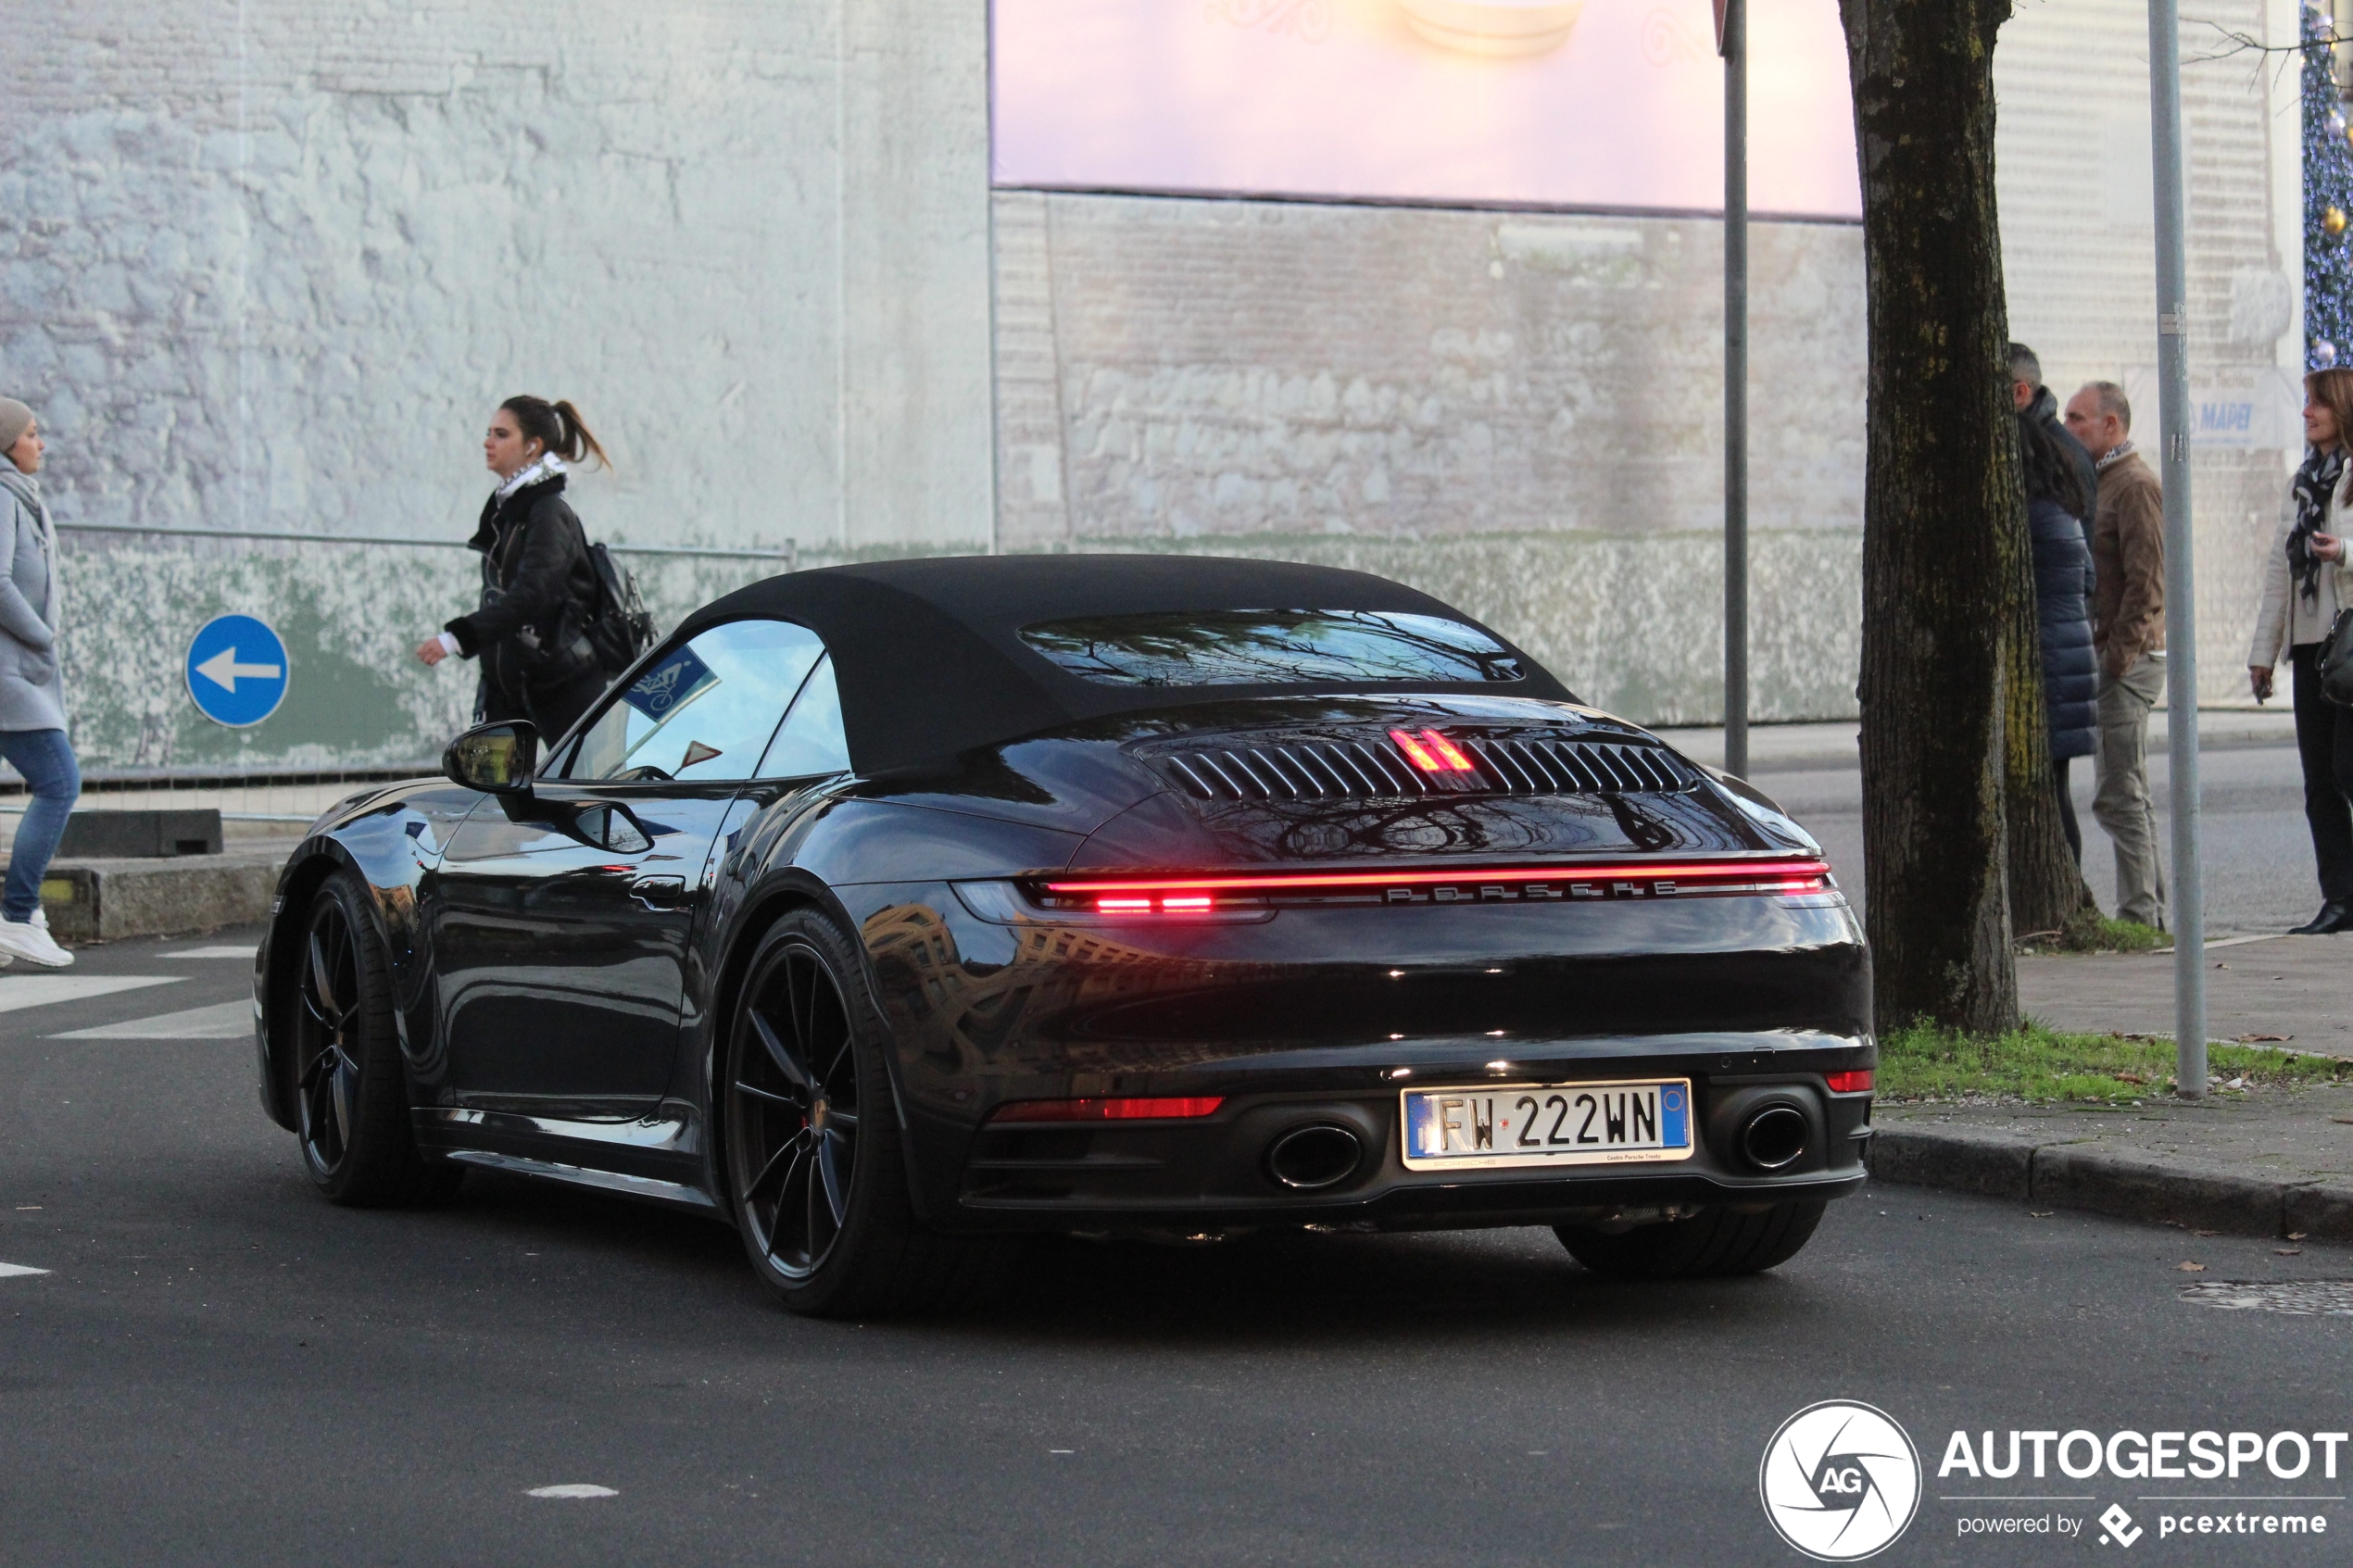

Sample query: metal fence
[54,521,799,569]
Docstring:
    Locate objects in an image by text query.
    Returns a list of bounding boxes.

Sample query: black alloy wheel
[290,872,460,1206]
[730,933,862,1281]
[723,911,1005,1316]
[296,894,363,1177]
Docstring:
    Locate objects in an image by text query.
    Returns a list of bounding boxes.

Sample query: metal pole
[2146,0,2206,1098]
[1723,0,1749,779]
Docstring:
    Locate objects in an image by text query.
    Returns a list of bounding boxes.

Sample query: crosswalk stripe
[0,975,179,1014]
[163,947,257,960]
[50,999,252,1040]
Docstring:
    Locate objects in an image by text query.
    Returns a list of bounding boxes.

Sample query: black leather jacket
[445,473,601,699]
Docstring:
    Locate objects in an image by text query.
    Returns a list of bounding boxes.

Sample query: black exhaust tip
[1265,1123,1364,1190]
[1740,1104,1811,1172]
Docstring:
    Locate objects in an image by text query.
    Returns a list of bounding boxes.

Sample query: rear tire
[722,910,1005,1317]
[290,871,463,1206]
[1554,1200,1826,1279]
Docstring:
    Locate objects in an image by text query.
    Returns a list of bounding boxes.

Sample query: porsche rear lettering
[1381,880,1677,903]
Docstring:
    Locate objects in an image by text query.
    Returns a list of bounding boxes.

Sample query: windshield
[1019,609,1524,688]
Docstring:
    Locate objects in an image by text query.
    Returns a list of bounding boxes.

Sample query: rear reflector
[1824,1070,1873,1094]
[989,1096,1225,1123]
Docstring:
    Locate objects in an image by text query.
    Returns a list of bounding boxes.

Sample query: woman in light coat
[2250,368,2353,935]
[0,398,78,967]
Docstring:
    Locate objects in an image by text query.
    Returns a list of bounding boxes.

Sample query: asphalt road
[3,931,2349,1566]
[1754,736,2322,936]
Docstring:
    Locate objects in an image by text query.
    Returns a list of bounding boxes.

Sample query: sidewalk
[1875,934,2353,1241]
[2020,934,2353,1056]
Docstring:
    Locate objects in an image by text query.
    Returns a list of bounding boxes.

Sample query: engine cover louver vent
[1157,737,1698,803]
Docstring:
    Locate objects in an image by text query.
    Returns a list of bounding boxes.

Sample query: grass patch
[2017,911,2169,955]
[1880,1022,2353,1103]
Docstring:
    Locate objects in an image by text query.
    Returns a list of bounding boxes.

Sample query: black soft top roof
[673,554,1571,774]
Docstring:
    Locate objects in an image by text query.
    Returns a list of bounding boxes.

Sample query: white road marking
[2152,934,2287,954]
[0,976,179,1014]
[163,947,257,960]
[50,1000,253,1040]
[526,1485,617,1499]
[0,1262,49,1279]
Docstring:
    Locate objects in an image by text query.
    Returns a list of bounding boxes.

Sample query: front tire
[1555,1200,1826,1279]
[722,910,1000,1317]
[291,872,461,1206]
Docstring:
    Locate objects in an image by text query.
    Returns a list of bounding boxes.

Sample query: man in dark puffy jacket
[2010,343,2098,549]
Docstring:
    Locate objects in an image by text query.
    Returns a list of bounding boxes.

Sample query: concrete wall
[0,0,993,768]
[993,192,1869,721]
[0,0,2309,766]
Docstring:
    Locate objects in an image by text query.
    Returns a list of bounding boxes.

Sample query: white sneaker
[0,916,72,968]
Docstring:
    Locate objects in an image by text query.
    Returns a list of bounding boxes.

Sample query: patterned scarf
[2289,445,2344,605]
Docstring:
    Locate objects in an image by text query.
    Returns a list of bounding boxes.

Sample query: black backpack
[580,534,656,675]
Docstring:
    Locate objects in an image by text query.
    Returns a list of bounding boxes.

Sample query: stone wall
[1,0,994,769]
[993,191,1868,722]
[0,1,2310,765]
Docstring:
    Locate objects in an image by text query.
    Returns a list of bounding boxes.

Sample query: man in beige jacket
[2064,381,2168,928]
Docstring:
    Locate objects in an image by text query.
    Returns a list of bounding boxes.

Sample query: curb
[37,847,289,943]
[1867,1123,2353,1245]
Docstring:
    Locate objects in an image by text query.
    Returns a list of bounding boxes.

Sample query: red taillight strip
[988,1096,1226,1123]
[1041,859,1830,897]
[1824,1070,1874,1094]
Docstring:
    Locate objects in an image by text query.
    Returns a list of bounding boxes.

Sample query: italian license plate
[1400,1079,1693,1171]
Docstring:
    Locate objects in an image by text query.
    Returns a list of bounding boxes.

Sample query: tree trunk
[1839,0,2020,1034]
[2002,524,2095,938]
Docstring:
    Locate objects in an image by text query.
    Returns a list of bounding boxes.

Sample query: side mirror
[444,721,539,796]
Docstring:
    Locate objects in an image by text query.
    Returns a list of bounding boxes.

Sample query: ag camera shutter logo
[1759,1400,1922,1561]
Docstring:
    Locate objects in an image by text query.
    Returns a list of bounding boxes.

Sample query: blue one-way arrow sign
[184,613,291,728]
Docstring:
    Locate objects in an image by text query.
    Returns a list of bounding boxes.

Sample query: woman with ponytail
[417,396,612,742]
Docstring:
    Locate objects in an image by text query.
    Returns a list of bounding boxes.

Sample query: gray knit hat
[0,400,31,455]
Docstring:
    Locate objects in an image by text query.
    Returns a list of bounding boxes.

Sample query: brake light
[1038,857,1831,914]
[989,1096,1225,1123]
[1390,727,1476,772]
[1825,1070,1873,1094]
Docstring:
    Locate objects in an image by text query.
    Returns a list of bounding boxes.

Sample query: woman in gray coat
[0,398,78,967]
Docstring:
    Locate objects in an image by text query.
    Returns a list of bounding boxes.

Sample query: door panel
[434,786,743,1110]
[431,616,840,1115]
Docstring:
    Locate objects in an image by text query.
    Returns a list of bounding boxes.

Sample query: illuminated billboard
[990,0,1861,220]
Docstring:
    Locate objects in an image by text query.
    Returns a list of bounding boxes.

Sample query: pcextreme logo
[1759,1400,1924,1562]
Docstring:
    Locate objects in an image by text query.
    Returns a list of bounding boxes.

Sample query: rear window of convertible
[1018,609,1525,688]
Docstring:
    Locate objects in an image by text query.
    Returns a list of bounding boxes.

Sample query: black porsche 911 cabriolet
[255,556,1871,1314]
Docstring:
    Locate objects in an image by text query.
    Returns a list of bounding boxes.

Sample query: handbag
[2321,607,2353,709]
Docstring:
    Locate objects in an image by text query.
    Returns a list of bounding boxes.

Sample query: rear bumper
[913,1037,1874,1234]
[856,884,1874,1234]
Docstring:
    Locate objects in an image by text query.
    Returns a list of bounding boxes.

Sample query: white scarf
[495,451,566,499]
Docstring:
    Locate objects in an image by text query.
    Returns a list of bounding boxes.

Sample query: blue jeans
[0,729,78,922]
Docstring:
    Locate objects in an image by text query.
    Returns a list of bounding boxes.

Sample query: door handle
[628,874,689,909]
